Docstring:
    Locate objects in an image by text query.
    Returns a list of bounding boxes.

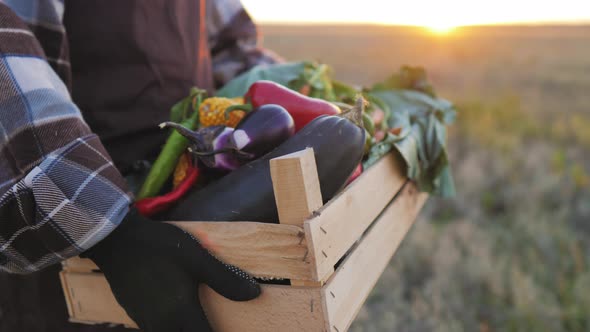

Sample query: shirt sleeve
[0,3,132,274]
[206,0,284,88]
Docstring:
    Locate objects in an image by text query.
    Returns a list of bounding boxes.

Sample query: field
[260,24,590,331]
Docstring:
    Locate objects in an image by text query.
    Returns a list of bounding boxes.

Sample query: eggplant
[205,127,240,171]
[230,104,295,160]
[161,124,241,171]
[159,111,365,223]
[162,104,294,171]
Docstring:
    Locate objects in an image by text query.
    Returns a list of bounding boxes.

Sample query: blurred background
[242,1,590,331]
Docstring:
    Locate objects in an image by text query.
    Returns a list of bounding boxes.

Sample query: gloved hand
[82,208,260,332]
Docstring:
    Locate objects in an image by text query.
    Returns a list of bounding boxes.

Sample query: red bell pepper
[345,163,363,186]
[135,166,199,217]
[227,80,341,132]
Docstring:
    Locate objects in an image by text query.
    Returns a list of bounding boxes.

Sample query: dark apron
[65,0,214,174]
[0,1,213,331]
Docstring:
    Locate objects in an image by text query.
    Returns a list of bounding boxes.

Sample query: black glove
[83,208,260,332]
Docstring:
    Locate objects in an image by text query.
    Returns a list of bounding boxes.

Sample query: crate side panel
[64,221,313,281]
[305,153,406,281]
[59,271,76,319]
[323,183,428,332]
[201,285,326,332]
[171,221,313,280]
[60,272,136,327]
[60,272,326,332]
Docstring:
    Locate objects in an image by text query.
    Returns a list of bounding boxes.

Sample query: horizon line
[257,20,590,27]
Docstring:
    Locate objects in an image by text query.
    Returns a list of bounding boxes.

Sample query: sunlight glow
[425,23,457,35]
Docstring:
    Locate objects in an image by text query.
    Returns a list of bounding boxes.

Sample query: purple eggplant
[162,104,294,171]
[228,104,295,161]
[160,123,242,171]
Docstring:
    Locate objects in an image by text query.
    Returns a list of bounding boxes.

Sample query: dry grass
[260,24,590,331]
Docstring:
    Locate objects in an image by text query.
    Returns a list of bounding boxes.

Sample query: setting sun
[426,23,457,34]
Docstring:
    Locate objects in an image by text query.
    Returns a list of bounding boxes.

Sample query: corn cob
[199,97,245,127]
[173,153,191,188]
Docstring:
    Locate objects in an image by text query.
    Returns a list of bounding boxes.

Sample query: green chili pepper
[136,92,204,199]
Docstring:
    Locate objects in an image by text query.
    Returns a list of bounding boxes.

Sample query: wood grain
[269,148,326,286]
[60,272,327,331]
[270,148,323,227]
[202,284,326,332]
[63,221,313,281]
[322,182,428,332]
[61,256,99,273]
[171,221,312,280]
[304,153,407,281]
[59,272,136,327]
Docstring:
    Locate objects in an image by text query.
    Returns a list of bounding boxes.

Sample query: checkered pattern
[1,0,71,87]
[0,3,131,274]
[207,0,284,87]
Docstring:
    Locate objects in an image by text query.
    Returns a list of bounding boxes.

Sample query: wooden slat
[304,153,407,281]
[59,272,136,327]
[59,271,76,320]
[202,284,325,332]
[63,221,313,281]
[170,221,312,280]
[270,148,323,227]
[62,256,99,273]
[322,182,428,332]
[269,148,325,287]
[60,272,326,332]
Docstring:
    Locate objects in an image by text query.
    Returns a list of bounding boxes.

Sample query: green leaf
[364,89,456,197]
[216,62,308,97]
[217,61,337,101]
[170,87,207,122]
[299,63,336,100]
[216,62,456,197]
[332,79,359,103]
[170,98,190,123]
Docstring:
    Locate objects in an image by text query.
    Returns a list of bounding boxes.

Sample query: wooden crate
[60,148,428,331]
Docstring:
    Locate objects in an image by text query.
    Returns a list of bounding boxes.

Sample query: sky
[241,0,590,31]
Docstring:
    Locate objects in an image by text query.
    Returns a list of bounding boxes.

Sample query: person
[0,0,282,331]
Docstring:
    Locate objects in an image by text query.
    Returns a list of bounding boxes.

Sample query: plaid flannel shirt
[207,0,283,87]
[0,0,281,274]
